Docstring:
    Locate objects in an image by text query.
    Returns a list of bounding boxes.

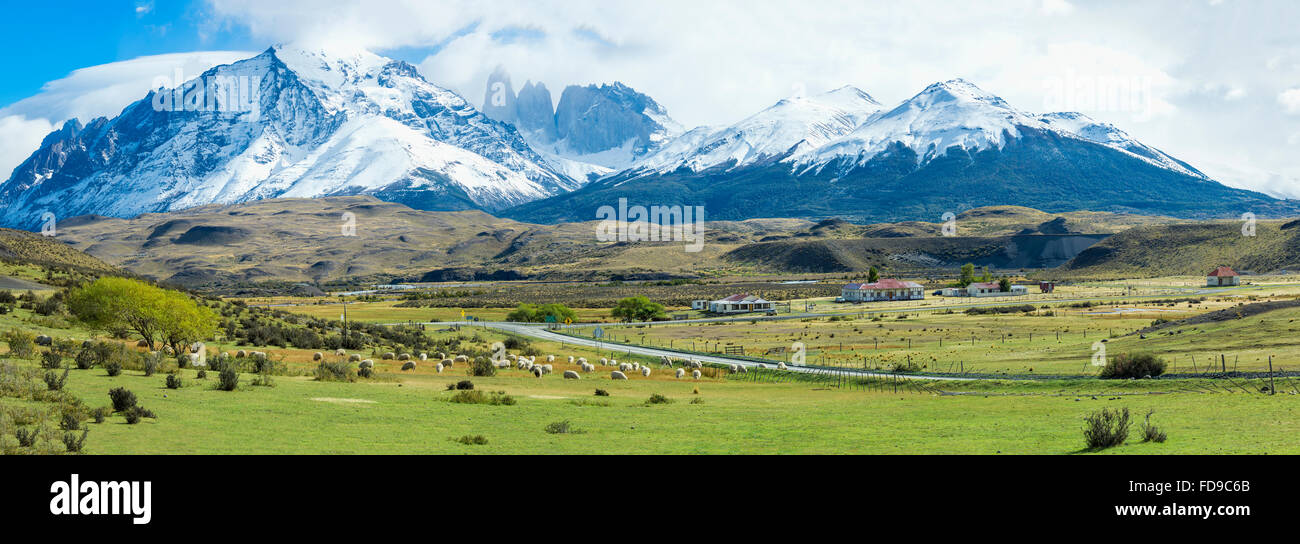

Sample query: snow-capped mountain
[481,75,683,176]
[508,78,1289,223]
[0,46,577,229]
[633,86,883,174]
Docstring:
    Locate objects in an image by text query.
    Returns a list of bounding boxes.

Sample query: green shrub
[105,361,122,377]
[1099,353,1166,379]
[43,369,69,391]
[645,393,673,405]
[59,411,82,431]
[141,352,163,377]
[196,369,207,379]
[357,365,374,379]
[217,368,238,391]
[74,347,97,370]
[1141,410,1167,443]
[314,361,354,382]
[468,357,496,377]
[63,429,89,453]
[90,407,110,424]
[40,350,63,370]
[108,387,137,412]
[455,434,488,445]
[544,420,584,434]
[165,374,182,389]
[1083,407,1131,450]
[449,390,515,405]
[2,329,35,358]
[15,426,40,448]
[594,388,610,397]
[456,380,474,390]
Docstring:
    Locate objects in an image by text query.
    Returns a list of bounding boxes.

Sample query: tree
[980,266,993,283]
[611,296,666,323]
[867,266,880,283]
[506,303,577,323]
[999,277,1012,292]
[959,263,975,287]
[67,277,215,352]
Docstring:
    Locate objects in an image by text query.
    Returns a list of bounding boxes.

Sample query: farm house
[705,294,774,314]
[842,279,925,302]
[967,282,1029,297]
[1207,266,1240,287]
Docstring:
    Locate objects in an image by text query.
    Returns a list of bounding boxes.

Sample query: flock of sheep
[293,348,791,381]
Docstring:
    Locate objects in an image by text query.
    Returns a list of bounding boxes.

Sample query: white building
[705,294,773,314]
[967,282,1028,297]
[842,279,925,302]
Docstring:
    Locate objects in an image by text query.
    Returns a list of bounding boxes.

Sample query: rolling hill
[1049,219,1300,279]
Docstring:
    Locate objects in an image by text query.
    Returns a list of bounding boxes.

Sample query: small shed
[1207,266,1240,287]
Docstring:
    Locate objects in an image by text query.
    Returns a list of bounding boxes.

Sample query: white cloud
[1279,88,1300,114]
[0,50,253,178]
[1040,0,1075,15]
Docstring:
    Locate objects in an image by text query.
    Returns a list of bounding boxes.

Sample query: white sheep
[611,371,628,380]
[419,353,428,361]
[729,364,739,373]
[349,354,362,362]
[401,362,416,371]
[546,354,556,363]
[442,358,454,369]
[778,362,788,371]
[600,357,609,366]
[236,350,247,358]
[436,352,446,360]
[676,368,686,379]
[567,356,575,364]
[382,352,396,360]
[313,352,324,361]
[436,363,444,373]
[738,365,747,374]
[692,369,702,380]
[641,367,651,377]
[577,357,587,366]
[454,355,468,363]
[563,370,580,380]
[533,367,544,378]
[542,364,554,374]
[335,348,347,356]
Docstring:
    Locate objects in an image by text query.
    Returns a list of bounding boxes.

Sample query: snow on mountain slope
[0,46,575,229]
[634,86,883,174]
[802,79,1047,170]
[1036,111,1207,179]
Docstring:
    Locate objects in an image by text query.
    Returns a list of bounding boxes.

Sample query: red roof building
[1207,266,1240,287]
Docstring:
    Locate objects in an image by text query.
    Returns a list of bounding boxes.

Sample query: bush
[1083,407,1131,450]
[165,374,182,389]
[1141,410,1167,443]
[448,390,516,405]
[15,426,40,448]
[59,410,83,431]
[594,388,610,397]
[142,352,163,377]
[196,369,207,379]
[1099,353,1166,379]
[63,429,89,453]
[645,393,673,405]
[456,380,474,390]
[468,357,496,377]
[123,406,156,425]
[44,369,69,391]
[2,329,35,358]
[74,347,97,370]
[314,361,354,382]
[455,434,488,445]
[105,361,122,377]
[90,407,110,424]
[40,350,63,370]
[108,387,137,412]
[217,368,238,391]
[357,365,374,379]
[544,420,584,434]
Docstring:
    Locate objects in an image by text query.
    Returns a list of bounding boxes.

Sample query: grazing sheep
[313,352,324,361]
[676,368,686,379]
[542,364,554,374]
[533,367,544,378]
[633,362,641,371]
[738,365,747,374]
[641,367,651,377]
[567,356,575,364]
[611,371,628,380]
[778,362,788,371]
[236,350,247,358]
[564,370,581,380]
[251,352,267,360]
[454,355,469,363]
[398,353,411,361]
[441,358,454,369]
[436,363,444,373]
[401,362,416,371]
[436,352,446,360]
[35,335,52,346]
[577,357,587,366]
[546,354,556,363]
[335,349,347,356]
[610,359,617,368]
[495,360,511,369]
[619,363,632,372]
[581,362,595,372]
[220,352,231,361]
[382,352,396,360]
[508,353,518,362]
[349,354,362,362]
[419,353,428,361]
[692,369,702,380]
[729,364,739,373]
[690,360,702,369]
[600,357,609,366]
[359,360,374,369]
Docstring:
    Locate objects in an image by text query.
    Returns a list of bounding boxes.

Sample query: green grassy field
[21,363,1297,454]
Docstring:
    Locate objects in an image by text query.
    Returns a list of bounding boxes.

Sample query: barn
[1206,266,1240,287]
